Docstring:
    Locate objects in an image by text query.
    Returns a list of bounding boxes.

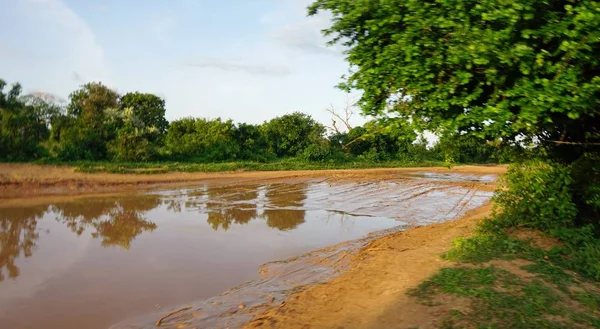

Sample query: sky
[0,0,366,127]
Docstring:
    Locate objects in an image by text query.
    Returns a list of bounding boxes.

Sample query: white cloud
[20,0,110,84]
[262,1,343,56]
[271,15,342,56]
[180,56,291,77]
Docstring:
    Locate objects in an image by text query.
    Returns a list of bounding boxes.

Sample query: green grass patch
[34,158,444,174]
[409,264,599,328]
[410,229,600,328]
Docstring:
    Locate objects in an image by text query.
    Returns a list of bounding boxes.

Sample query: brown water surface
[0,174,494,329]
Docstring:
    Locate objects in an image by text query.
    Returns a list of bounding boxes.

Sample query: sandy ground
[0,163,506,199]
[244,204,493,329]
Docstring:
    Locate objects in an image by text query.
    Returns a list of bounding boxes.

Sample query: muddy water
[0,174,494,329]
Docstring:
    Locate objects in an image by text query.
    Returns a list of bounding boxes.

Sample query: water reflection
[0,196,160,281]
[183,184,309,231]
[0,177,494,284]
[52,195,160,249]
[263,184,307,231]
[203,186,259,231]
[0,184,313,280]
[0,206,45,281]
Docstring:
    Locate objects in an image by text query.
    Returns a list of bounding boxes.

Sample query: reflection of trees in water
[263,184,307,231]
[52,195,161,249]
[0,206,48,281]
[206,205,257,231]
[164,199,182,213]
[91,209,156,249]
[201,186,259,231]
[196,184,309,231]
[263,209,306,231]
[0,195,162,281]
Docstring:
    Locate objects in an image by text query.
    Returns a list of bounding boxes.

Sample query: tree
[107,107,159,161]
[308,0,600,158]
[20,92,65,131]
[326,96,356,134]
[54,82,120,160]
[166,117,239,161]
[0,80,47,160]
[120,92,169,136]
[67,82,119,128]
[233,123,273,161]
[261,112,327,157]
[309,0,600,232]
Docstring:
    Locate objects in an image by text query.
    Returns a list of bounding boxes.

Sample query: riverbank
[243,199,600,328]
[0,163,506,199]
[244,204,494,329]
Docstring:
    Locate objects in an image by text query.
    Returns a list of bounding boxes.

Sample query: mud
[0,163,505,198]
[0,169,498,329]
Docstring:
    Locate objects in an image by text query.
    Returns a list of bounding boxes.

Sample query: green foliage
[50,82,123,161]
[67,82,119,128]
[233,123,273,161]
[60,158,443,174]
[300,142,331,162]
[0,78,532,166]
[494,161,578,231]
[120,92,169,136]
[261,112,326,157]
[53,123,108,161]
[0,81,48,160]
[570,153,600,230]
[409,264,600,329]
[444,233,526,263]
[165,117,240,161]
[433,133,521,164]
[309,0,600,155]
[20,92,65,134]
[107,107,159,162]
[343,119,417,160]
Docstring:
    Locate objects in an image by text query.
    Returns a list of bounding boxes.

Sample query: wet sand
[244,204,494,329]
[0,163,505,199]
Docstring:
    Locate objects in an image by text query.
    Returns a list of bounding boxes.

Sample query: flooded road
[0,173,494,329]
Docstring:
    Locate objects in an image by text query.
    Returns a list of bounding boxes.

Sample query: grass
[34,158,445,174]
[407,227,600,328]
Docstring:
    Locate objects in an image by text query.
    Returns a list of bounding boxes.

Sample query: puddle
[0,174,494,329]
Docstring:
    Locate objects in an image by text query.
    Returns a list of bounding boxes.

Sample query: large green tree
[120,92,169,135]
[53,82,120,160]
[166,117,240,161]
[0,80,47,160]
[67,82,119,128]
[310,0,600,232]
[308,0,600,160]
[261,112,327,157]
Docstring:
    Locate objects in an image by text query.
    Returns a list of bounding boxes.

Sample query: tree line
[0,79,522,164]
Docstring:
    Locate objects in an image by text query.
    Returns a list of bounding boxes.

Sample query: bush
[493,161,577,231]
[54,125,108,161]
[567,242,600,280]
[300,143,330,162]
[570,153,600,232]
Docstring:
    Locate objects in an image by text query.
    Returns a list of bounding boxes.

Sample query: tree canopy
[308,0,600,158]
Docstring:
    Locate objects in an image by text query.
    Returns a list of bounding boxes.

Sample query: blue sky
[0,0,365,127]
